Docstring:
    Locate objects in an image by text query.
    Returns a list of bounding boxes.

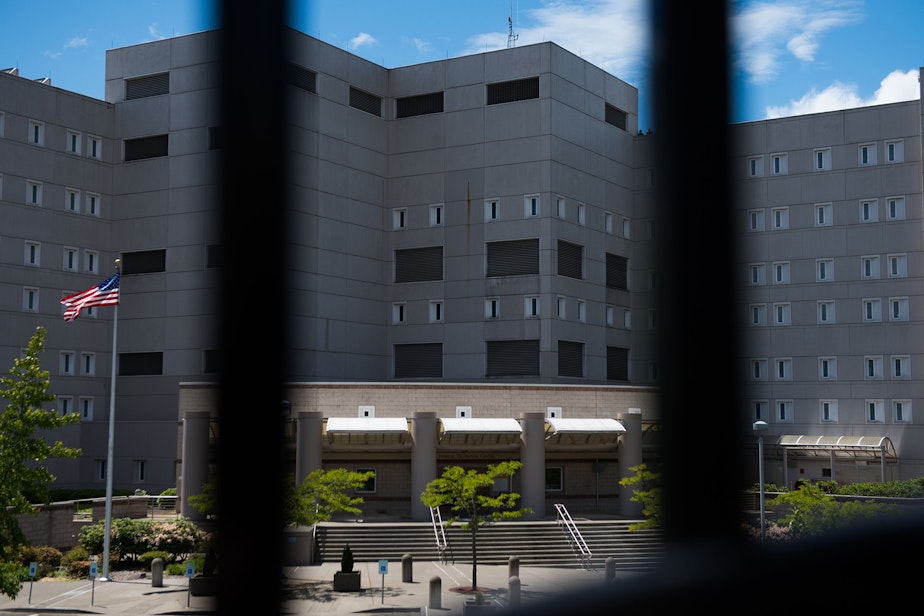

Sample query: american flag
[61,273,120,321]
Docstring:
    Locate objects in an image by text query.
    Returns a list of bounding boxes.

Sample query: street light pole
[753,420,767,542]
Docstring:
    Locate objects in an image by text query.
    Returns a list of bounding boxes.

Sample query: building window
[606,253,628,290]
[772,261,790,284]
[429,300,443,323]
[576,203,585,225]
[124,134,169,161]
[773,303,790,325]
[86,193,100,216]
[485,298,500,319]
[95,460,106,481]
[577,300,586,322]
[392,303,406,324]
[524,194,540,217]
[604,103,628,130]
[752,400,767,422]
[63,247,78,271]
[861,256,880,279]
[430,204,443,226]
[81,353,96,376]
[66,130,82,154]
[485,199,499,221]
[355,469,376,493]
[85,250,99,274]
[134,460,147,483]
[890,297,909,322]
[556,197,566,218]
[747,156,763,177]
[486,77,539,105]
[396,91,444,118]
[24,241,40,266]
[892,355,910,379]
[558,241,583,279]
[862,298,881,322]
[750,304,766,326]
[525,296,539,317]
[126,72,170,99]
[118,352,164,376]
[815,203,833,227]
[776,400,793,422]
[59,396,73,417]
[349,87,382,116]
[866,400,883,423]
[751,359,767,381]
[23,287,38,312]
[65,188,81,213]
[0,112,4,137]
[858,143,876,166]
[748,209,764,232]
[894,400,912,423]
[771,207,788,230]
[820,400,838,423]
[286,62,317,93]
[88,135,101,159]
[864,356,883,380]
[558,340,584,378]
[80,397,94,421]
[648,361,660,382]
[814,147,831,171]
[545,467,564,492]
[775,358,792,381]
[60,351,75,376]
[605,305,615,327]
[624,308,632,329]
[859,199,878,222]
[886,196,905,220]
[29,120,44,145]
[121,249,167,274]
[556,296,566,319]
[817,300,835,324]
[393,208,407,229]
[819,357,837,380]
[816,258,833,282]
[771,152,788,175]
[605,212,614,234]
[888,254,907,278]
[455,406,472,418]
[885,140,903,163]
[648,271,657,290]
[26,180,42,205]
[606,346,629,381]
[487,340,540,377]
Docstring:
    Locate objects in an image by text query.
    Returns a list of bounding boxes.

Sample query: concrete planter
[462,600,498,615]
[333,570,361,592]
[189,575,220,596]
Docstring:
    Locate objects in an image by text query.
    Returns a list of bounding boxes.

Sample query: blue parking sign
[378,560,388,574]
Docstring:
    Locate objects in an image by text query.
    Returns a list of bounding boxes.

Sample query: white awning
[777,435,896,460]
[545,417,626,446]
[439,418,522,446]
[324,417,410,446]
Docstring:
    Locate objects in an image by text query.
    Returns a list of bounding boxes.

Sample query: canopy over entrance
[439,417,522,446]
[545,417,626,447]
[776,435,896,483]
[324,417,410,446]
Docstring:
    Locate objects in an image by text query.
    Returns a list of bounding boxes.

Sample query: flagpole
[101,259,120,581]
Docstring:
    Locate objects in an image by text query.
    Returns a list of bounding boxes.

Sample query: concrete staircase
[314,519,664,571]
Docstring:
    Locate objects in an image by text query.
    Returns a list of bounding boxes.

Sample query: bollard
[604,557,615,584]
[151,558,164,588]
[508,576,521,609]
[508,555,519,579]
[402,553,413,583]
[429,576,441,609]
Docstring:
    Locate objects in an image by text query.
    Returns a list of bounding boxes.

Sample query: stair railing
[430,506,452,563]
[555,503,592,569]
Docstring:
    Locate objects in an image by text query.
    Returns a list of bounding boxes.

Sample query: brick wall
[15,497,151,551]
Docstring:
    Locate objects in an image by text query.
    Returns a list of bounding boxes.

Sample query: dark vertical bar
[651,0,742,544]
[217,0,289,612]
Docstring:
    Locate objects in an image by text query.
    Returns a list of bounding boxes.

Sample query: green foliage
[17,545,62,578]
[0,327,81,597]
[166,562,186,575]
[157,487,177,510]
[0,563,28,599]
[835,479,924,498]
[420,461,530,589]
[188,479,216,517]
[619,464,662,531]
[139,551,172,566]
[61,545,90,578]
[340,544,354,573]
[78,517,209,562]
[767,483,898,539]
[283,468,376,526]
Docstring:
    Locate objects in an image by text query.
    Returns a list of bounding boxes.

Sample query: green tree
[283,468,376,527]
[0,327,81,598]
[768,482,896,538]
[619,463,662,531]
[420,461,530,590]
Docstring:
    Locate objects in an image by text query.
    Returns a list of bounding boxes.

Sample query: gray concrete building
[1,28,922,515]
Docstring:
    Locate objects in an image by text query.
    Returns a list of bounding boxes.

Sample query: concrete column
[520,411,546,519]
[411,412,437,521]
[180,411,211,521]
[617,408,643,517]
[295,411,323,485]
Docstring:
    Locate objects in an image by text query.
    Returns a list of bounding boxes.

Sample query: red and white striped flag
[61,273,120,321]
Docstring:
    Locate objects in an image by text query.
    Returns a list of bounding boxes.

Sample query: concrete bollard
[508,576,521,609]
[429,576,441,609]
[402,553,413,583]
[508,555,519,579]
[151,558,164,587]
[604,557,615,584]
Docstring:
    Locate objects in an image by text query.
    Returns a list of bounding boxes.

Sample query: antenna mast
[507,1,518,48]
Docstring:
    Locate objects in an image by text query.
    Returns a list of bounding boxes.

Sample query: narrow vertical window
[486,298,499,319]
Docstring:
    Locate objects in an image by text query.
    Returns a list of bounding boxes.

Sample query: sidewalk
[0,561,642,615]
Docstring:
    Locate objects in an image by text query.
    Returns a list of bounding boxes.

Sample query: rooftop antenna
[507,1,518,48]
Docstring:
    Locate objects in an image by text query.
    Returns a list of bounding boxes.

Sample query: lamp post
[753,420,768,542]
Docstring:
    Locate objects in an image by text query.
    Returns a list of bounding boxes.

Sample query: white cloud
[64,36,89,49]
[463,0,650,85]
[44,50,62,60]
[409,37,432,54]
[765,69,920,118]
[733,0,863,84]
[350,32,377,49]
[149,23,166,41]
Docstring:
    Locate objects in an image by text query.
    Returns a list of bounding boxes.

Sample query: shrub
[18,546,62,578]
[78,517,210,564]
[166,562,186,576]
[149,518,210,561]
[61,546,90,578]
[157,488,177,510]
[340,544,354,573]
[139,551,172,567]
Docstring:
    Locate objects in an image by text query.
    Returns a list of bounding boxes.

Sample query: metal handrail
[555,503,592,568]
[430,506,452,563]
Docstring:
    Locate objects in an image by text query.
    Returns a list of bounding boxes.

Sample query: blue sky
[1,1,920,131]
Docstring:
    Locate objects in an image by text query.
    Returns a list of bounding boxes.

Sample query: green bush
[78,517,210,563]
[166,562,185,575]
[18,546,62,578]
[139,551,172,566]
[61,546,90,578]
[836,479,924,498]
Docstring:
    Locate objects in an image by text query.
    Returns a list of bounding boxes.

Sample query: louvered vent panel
[125,73,169,100]
[486,239,539,277]
[486,340,540,377]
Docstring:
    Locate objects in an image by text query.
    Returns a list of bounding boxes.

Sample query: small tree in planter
[333,544,360,592]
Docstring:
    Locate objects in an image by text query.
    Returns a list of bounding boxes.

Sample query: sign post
[186,562,196,607]
[378,560,388,605]
[28,562,36,603]
[89,561,98,606]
